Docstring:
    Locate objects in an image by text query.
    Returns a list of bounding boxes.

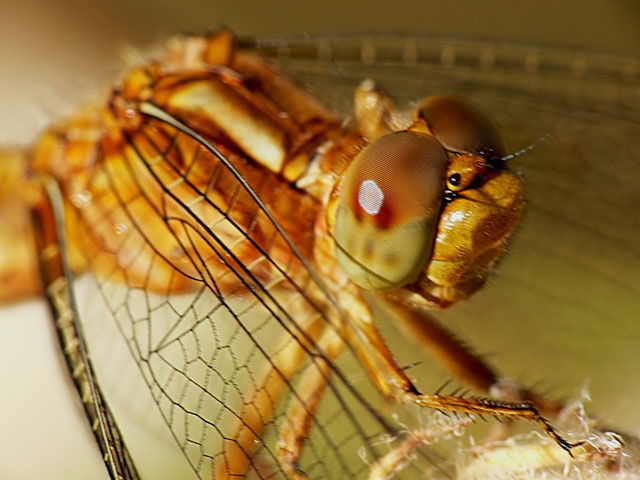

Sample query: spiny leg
[335,286,588,458]
[379,291,564,416]
[276,326,346,479]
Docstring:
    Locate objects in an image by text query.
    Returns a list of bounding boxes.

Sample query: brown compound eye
[333,131,447,290]
[416,95,504,160]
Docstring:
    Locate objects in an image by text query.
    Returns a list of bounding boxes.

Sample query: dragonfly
[0,29,638,480]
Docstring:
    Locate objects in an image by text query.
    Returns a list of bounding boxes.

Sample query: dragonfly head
[329,96,525,308]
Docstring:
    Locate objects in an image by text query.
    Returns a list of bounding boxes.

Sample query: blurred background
[0,1,638,479]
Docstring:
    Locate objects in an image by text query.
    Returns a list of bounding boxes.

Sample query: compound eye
[417,95,504,159]
[333,131,447,290]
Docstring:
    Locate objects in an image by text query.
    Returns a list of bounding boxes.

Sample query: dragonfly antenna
[500,134,550,162]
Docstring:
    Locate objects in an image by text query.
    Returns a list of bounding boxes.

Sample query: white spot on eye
[358,179,384,215]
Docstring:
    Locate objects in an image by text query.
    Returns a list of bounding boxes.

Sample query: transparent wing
[55,34,639,480]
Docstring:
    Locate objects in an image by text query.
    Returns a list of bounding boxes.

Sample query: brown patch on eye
[384,250,398,266]
[370,201,395,230]
[349,184,365,223]
[364,237,375,259]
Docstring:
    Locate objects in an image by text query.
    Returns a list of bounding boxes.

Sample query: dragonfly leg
[377,291,638,463]
[215,309,327,479]
[336,287,587,457]
[276,326,346,479]
[377,291,565,416]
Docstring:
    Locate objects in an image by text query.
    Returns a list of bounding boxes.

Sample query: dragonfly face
[330,96,525,308]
